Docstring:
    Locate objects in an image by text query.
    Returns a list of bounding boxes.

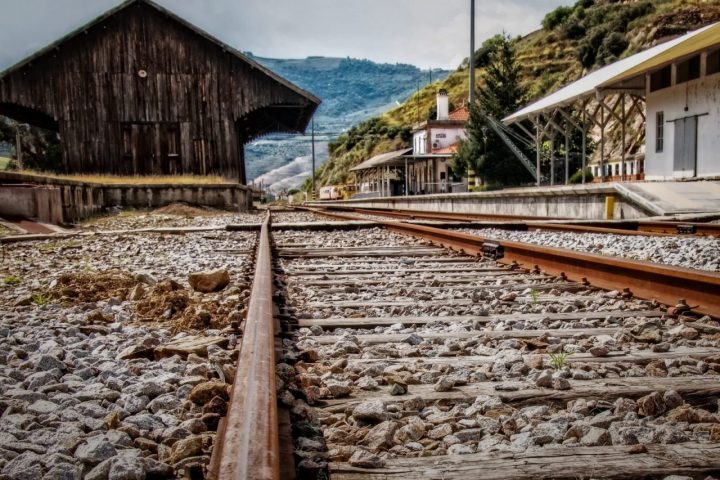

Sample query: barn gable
[0,0,320,181]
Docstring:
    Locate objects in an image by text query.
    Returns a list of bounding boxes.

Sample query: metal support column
[404,157,409,196]
[600,106,606,182]
[534,117,541,186]
[621,94,626,182]
[581,109,587,184]
[564,124,570,185]
[549,137,555,186]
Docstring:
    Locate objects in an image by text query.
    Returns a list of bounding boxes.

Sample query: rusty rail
[321,206,720,237]
[309,208,720,317]
[209,213,280,480]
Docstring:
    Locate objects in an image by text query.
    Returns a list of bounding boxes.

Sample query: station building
[504,22,720,184]
[351,91,469,197]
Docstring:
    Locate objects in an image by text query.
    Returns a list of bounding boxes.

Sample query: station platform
[616,181,720,217]
[308,181,720,220]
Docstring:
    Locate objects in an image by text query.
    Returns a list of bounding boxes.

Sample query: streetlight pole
[469,0,475,106]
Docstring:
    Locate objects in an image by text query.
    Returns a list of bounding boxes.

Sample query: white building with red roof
[406,89,469,194]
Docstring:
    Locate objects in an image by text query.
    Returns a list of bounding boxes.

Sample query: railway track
[212,209,720,480]
[316,206,720,237]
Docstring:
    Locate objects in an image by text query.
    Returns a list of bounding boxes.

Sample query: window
[707,49,720,75]
[676,55,701,84]
[656,112,664,153]
[166,125,180,157]
[650,65,671,92]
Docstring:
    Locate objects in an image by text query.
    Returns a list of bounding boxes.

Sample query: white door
[673,116,697,178]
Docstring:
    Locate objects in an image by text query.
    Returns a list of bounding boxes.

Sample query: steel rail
[208,213,280,480]
[328,206,567,222]
[341,207,671,237]
[321,206,720,237]
[308,208,720,317]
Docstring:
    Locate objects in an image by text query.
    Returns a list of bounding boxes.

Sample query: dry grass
[50,270,239,333]
[135,279,237,332]
[50,270,137,303]
[12,170,235,185]
[152,203,216,216]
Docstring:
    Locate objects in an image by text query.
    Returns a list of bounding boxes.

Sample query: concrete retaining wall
[309,184,653,220]
[0,172,252,224]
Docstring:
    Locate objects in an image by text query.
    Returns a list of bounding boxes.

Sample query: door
[136,124,157,174]
[673,116,697,177]
[122,123,157,174]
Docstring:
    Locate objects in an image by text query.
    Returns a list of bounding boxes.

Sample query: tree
[0,117,62,171]
[454,34,533,186]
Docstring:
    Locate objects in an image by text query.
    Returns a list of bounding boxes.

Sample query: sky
[0,0,572,71]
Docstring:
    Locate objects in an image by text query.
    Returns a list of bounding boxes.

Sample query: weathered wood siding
[0,1,317,182]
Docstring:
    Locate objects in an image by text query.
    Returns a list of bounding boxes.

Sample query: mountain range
[244,55,449,191]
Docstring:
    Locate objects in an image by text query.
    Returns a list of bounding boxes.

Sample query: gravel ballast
[454,228,720,272]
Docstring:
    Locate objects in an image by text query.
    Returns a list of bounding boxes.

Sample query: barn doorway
[136,124,157,173]
[673,116,697,178]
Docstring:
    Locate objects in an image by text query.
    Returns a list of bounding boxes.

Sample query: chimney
[436,89,449,121]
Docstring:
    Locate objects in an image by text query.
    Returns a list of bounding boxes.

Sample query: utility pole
[416,80,420,125]
[469,0,475,106]
[311,117,315,197]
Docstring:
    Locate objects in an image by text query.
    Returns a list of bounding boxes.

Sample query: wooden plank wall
[0,2,315,182]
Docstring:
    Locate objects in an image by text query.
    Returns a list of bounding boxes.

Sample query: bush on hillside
[597,32,629,66]
[543,6,574,30]
[473,35,507,68]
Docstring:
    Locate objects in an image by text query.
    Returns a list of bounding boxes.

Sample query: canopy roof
[350,148,412,171]
[503,23,719,124]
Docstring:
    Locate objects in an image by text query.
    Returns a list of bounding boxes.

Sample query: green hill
[311,0,720,190]
[242,55,449,183]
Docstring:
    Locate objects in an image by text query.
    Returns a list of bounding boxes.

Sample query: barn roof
[0,0,321,107]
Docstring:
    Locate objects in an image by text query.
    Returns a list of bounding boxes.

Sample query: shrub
[597,32,629,66]
[543,6,574,30]
[569,168,594,184]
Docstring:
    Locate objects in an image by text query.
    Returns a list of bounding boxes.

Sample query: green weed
[548,352,573,370]
[31,292,51,306]
[2,275,21,285]
[530,289,539,305]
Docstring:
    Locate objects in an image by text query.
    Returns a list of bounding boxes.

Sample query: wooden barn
[0,0,320,183]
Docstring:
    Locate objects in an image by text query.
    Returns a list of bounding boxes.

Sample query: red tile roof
[432,142,461,154]
[448,106,469,122]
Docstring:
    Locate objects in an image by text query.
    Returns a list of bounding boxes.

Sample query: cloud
[0,0,573,71]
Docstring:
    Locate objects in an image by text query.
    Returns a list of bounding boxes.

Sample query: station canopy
[350,148,413,171]
[503,22,720,125]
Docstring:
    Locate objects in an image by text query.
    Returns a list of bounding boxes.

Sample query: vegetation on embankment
[307,0,720,191]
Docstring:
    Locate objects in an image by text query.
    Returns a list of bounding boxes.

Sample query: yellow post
[468,169,476,191]
[604,195,615,220]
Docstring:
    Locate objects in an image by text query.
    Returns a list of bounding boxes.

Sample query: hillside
[243,55,449,187]
[311,0,720,190]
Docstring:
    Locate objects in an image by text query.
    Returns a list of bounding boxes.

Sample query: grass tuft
[548,352,573,370]
[3,275,21,285]
[31,292,51,306]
